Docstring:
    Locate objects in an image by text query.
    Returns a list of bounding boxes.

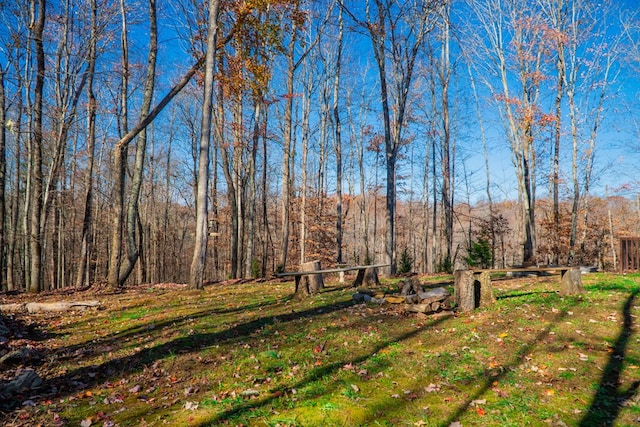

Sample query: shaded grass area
[1,273,640,426]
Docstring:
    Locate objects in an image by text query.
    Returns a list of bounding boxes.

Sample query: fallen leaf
[128,384,142,394]
[545,389,555,396]
[183,401,198,411]
[425,383,440,393]
[241,389,260,397]
[476,407,486,416]
[351,384,360,393]
[471,399,486,406]
[80,419,92,427]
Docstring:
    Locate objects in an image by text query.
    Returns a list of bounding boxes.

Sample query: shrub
[466,239,493,269]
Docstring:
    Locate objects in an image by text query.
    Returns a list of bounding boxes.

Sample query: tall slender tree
[28,0,46,293]
[189,0,220,289]
[344,0,443,274]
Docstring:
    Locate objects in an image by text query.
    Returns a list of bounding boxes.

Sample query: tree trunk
[189,0,219,289]
[278,6,299,272]
[76,0,98,288]
[29,0,46,293]
[439,8,453,269]
[0,67,6,291]
[333,6,344,265]
[108,0,130,289]
[245,101,260,278]
[120,0,157,285]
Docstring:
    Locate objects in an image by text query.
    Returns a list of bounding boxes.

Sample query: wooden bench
[454,266,584,312]
[276,263,390,296]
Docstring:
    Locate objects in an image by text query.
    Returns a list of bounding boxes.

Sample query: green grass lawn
[3,272,640,426]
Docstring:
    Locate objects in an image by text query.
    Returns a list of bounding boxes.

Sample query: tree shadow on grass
[191,312,455,426]
[578,289,640,427]
[496,290,557,300]
[35,298,356,401]
[45,294,294,358]
[436,299,580,427]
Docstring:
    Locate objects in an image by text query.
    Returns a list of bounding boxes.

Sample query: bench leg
[352,269,366,288]
[455,270,494,313]
[294,275,308,297]
[476,271,495,305]
[560,268,584,295]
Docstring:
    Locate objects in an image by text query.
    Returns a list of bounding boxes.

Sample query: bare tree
[0,65,6,291]
[465,0,554,265]
[76,0,99,288]
[344,0,443,274]
[189,0,220,289]
[332,5,344,265]
[27,0,46,293]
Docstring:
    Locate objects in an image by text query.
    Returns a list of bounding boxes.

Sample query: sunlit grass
[3,272,639,426]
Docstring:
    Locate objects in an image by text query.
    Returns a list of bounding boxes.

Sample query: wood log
[404,303,432,313]
[0,303,26,313]
[0,301,101,313]
[400,277,423,295]
[417,287,450,304]
[560,268,584,295]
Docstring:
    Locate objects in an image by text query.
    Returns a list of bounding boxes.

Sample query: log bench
[276,263,390,297]
[454,266,584,312]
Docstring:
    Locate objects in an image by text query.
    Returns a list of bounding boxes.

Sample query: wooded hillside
[0,0,638,292]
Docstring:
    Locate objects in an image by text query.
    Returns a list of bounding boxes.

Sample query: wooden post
[560,267,584,295]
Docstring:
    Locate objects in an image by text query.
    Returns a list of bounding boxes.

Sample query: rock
[0,317,9,339]
[0,369,43,398]
[0,348,31,367]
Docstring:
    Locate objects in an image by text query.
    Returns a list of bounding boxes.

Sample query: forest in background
[1,0,639,292]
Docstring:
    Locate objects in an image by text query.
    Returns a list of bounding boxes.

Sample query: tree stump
[363,267,380,287]
[477,271,495,305]
[454,270,478,312]
[454,270,494,312]
[295,260,324,298]
[560,267,584,295]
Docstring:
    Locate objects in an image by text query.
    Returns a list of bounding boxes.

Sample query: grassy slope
[3,273,640,426]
